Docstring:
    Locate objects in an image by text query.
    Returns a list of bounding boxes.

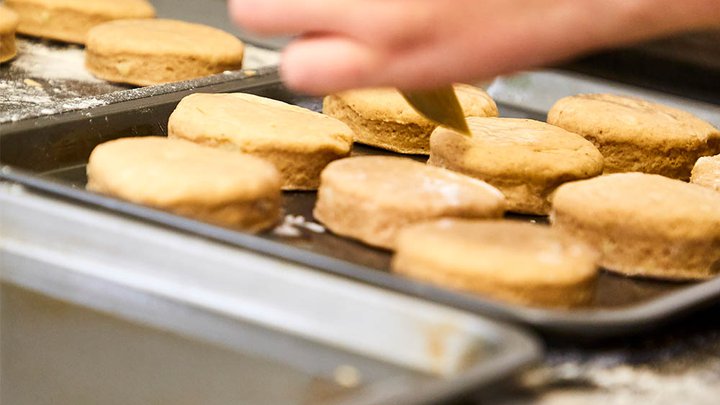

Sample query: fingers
[280,34,462,94]
[231,0,719,94]
[229,0,423,46]
[280,35,383,94]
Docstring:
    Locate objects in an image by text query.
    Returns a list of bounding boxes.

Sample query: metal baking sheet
[0,37,279,123]
[0,37,279,124]
[0,0,281,124]
[1,182,540,405]
[2,70,720,340]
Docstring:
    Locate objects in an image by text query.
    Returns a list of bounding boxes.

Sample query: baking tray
[2,69,720,340]
[562,30,720,105]
[1,182,540,405]
[0,0,281,124]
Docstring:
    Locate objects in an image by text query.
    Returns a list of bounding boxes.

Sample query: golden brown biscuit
[323,84,498,154]
[168,93,353,190]
[87,137,282,232]
[392,219,600,308]
[691,154,720,192]
[551,172,720,280]
[0,5,19,63]
[86,19,244,86]
[547,94,720,180]
[428,117,604,215]
[5,0,154,44]
[314,156,505,249]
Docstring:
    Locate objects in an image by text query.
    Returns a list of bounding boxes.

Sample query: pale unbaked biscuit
[314,156,505,249]
[392,219,600,308]
[87,137,282,232]
[168,93,353,190]
[428,117,604,215]
[323,84,498,154]
[547,94,720,180]
[0,5,19,63]
[5,0,154,44]
[551,172,720,280]
[86,19,244,86]
[691,154,720,192]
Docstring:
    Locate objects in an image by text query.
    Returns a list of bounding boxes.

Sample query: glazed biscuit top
[396,219,599,284]
[432,117,603,178]
[87,137,281,205]
[87,19,243,59]
[169,93,353,153]
[548,94,720,143]
[6,0,156,18]
[552,172,720,238]
[330,84,498,124]
[0,5,19,33]
[320,156,505,209]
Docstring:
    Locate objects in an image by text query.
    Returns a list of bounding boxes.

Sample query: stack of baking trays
[2,3,720,405]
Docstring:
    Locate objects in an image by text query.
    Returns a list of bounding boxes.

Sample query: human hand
[230,0,720,94]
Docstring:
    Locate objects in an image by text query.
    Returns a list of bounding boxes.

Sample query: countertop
[475,303,720,405]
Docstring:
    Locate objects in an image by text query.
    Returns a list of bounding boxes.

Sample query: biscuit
[87,137,282,232]
[313,156,505,249]
[323,84,498,154]
[551,172,720,280]
[0,5,19,63]
[86,19,244,86]
[392,219,600,308]
[547,94,720,180]
[428,117,603,215]
[691,154,720,192]
[168,93,353,190]
[5,0,154,44]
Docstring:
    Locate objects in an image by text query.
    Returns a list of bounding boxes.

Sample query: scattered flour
[11,40,101,82]
[498,332,720,405]
[0,79,52,106]
[273,220,302,238]
[272,214,326,237]
[243,45,281,69]
[1,38,280,124]
[0,39,118,123]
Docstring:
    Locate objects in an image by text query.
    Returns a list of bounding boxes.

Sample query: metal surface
[559,31,720,106]
[487,69,720,127]
[400,86,471,135]
[476,301,720,405]
[1,70,719,339]
[0,182,540,405]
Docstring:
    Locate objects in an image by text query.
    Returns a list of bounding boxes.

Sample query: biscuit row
[87,92,356,232]
[87,88,720,309]
[2,0,246,86]
[5,0,155,44]
[320,89,719,307]
[86,88,505,232]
